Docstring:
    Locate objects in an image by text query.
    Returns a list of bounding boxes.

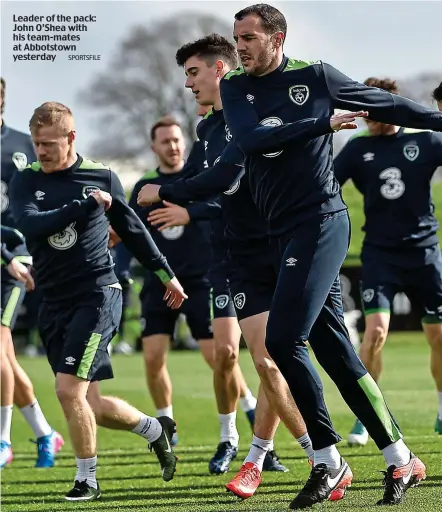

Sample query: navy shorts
[227,244,276,321]
[140,276,213,339]
[208,220,236,320]
[361,243,442,323]
[39,285,122,381]
[1,269,26,330]
[208,262,236,319]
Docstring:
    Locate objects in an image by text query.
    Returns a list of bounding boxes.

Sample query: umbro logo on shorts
[286,257,297,266]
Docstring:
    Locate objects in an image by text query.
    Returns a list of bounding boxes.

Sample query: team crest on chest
[12,152,27,170]
[288,85,309,106]
[82,185,101,199]
[403,143,419,161]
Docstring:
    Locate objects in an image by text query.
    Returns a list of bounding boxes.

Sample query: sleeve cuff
[154,263,175,283]
[1,245,15,265]
[83,195,101,213]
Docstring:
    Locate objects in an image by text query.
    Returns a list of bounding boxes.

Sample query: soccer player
[138,35,367,496]
[194,103,260,427]
[219,3,441,507]
[146,117,259,474]
[9,102,187,501]
[333,77,442,443]
[124,116,220,444]
[433,82,442,111]
[1,78,64,469]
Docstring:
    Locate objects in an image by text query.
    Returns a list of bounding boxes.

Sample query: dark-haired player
[138,33,366,496]
[220,3,441,508]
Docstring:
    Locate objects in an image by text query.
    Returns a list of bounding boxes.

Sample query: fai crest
[12,152,27,170]
[289,85,309,106]
[215,294,229,309]
[234,293,246,310]
[82,185,101,199]
[403,144,419,161]
[363,289,374,303]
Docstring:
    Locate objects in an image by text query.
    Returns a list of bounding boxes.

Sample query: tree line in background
[79,13,442,161]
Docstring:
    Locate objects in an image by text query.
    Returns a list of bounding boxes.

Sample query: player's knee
[13,369,34,396]
[215,343,238,372]
[55,375,88,408]
[426,326,442,351]
[144,355,166,376]
[364,324,387,353]
[143,345,167,375]
[0,326,11,355]
[55,384,80,407]
[254,353,279,378]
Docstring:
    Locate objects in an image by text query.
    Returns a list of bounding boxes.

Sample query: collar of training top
[248,54,289,82]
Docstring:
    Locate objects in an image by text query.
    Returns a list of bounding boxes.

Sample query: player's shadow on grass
[8,457,212,470]
[4,480,440,509]
[3,473,442,498]
[12,449,162,462]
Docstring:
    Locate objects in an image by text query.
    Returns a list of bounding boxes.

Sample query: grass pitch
[1,332,441,511]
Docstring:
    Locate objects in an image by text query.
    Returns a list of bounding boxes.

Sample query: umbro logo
[35,190,45,200]
[363,152,375,162]
[286,257,297,266]
[246,94,254,103]
[65,356,76,365]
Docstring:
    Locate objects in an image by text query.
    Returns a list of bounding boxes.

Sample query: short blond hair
[29,101,74,134]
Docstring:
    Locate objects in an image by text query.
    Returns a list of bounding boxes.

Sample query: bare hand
[330,111,369,131]
[90,190,112,211]
[7,259,35,292]
[137,184,162,206]
[163,276,188,309]
[148,201,190,231]
[108,226,121,248]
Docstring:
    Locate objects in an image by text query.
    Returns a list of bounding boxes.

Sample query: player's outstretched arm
[10,169,100,240]
[324,63,442,131]
[220,76,367,155]
[107,171,187,308]
[138,142,245,207]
